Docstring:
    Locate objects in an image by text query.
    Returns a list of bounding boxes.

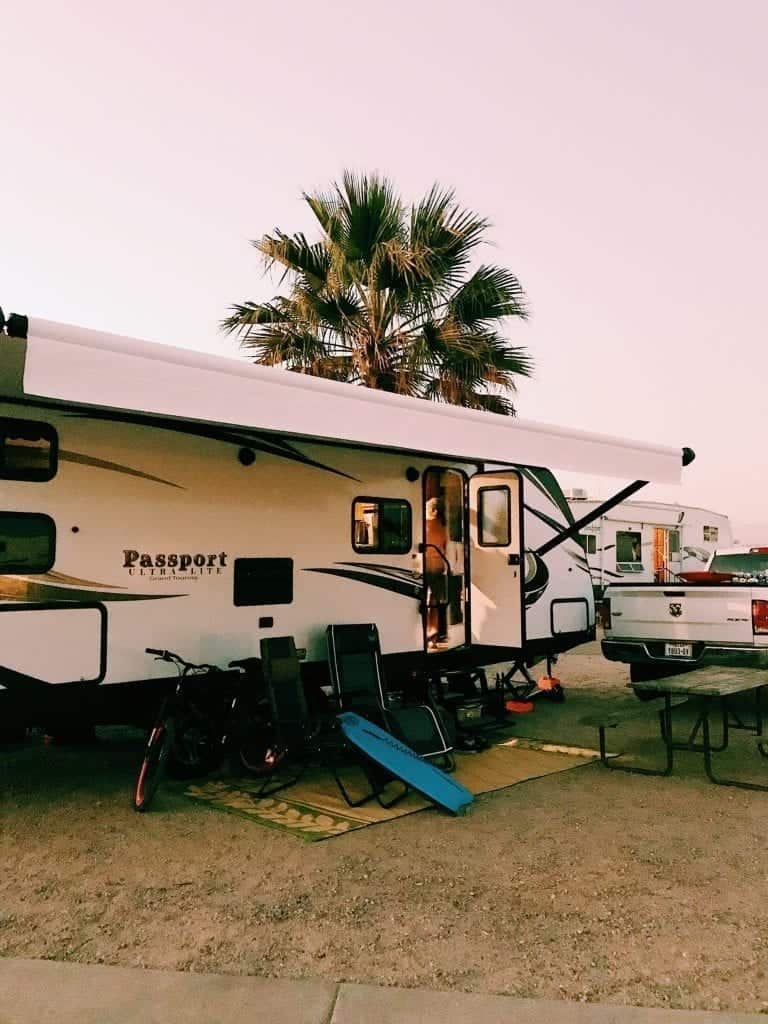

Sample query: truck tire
[630,663,672,684]
[0,726,26,744]
[629,663,671,700]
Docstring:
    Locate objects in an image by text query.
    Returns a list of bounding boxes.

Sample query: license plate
[665,642,693,658]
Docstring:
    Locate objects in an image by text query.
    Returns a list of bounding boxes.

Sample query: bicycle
[133,649,281,811]
[133,648,227,812]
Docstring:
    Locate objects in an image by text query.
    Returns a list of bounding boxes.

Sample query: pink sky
[3,0,767,538]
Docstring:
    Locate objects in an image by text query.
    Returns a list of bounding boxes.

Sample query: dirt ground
[3,642,768,1014]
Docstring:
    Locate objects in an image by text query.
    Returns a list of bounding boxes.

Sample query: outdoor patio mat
[184,737,599,841]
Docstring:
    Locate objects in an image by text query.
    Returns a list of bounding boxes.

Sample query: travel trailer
[566,492,733,599]
[0,313,688,727]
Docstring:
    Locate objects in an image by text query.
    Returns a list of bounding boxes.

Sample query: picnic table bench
[581,666,768,789]
[580,696,690,776]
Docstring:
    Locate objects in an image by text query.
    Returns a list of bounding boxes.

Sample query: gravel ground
[3,642,768,1014]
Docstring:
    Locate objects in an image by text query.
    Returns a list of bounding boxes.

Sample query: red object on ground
[537,675,561,691]
[505,700,535,714]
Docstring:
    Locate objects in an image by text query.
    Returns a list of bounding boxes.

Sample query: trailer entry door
[469,471,523,649]
[422,468,469,653]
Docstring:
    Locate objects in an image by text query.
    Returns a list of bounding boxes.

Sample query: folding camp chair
[257,636,397,807]
[326,623,455,771]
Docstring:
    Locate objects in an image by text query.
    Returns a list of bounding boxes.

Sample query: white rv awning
[13,318,684,483]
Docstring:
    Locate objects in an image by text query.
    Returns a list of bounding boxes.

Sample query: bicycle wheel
[133,715,174,812]
[236,721,286,778]
[165,711,222,779]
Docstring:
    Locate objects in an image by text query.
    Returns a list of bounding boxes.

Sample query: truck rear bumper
[602,638,768,670]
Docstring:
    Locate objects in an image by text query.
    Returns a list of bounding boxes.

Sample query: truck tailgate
[609,586,758,645]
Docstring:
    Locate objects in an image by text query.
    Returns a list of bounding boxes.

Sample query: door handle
[507,553,521,566]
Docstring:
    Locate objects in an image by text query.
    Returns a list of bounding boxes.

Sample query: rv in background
[566,491,733,600]
[0,313,688,729]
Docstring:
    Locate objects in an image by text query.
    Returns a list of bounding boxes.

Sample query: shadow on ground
[3,642,768,1014]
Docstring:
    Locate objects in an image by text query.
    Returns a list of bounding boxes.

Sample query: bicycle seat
[229,657,262,671]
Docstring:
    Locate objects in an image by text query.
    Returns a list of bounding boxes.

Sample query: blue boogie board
[337,711,474,816]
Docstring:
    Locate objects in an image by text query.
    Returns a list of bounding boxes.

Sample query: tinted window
[616,530,642,570]
[0,512,56,573]
[352,498,411,554]
[710,554,768,574]
[478,486,511,546]
[0,419,57,481]
[578,533,598,555]
[703,525,719,543]
[234,558,293,606]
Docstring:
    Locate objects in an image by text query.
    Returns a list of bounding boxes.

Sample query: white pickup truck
[602,547,768,682]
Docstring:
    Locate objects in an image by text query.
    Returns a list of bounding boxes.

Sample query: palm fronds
[223,172,532,414]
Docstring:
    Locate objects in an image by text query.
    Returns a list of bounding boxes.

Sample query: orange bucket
[537,675,561,691]
[505,700,535,714]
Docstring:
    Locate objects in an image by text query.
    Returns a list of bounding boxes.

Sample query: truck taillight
[601,598,611,630]
[752,600,768,634]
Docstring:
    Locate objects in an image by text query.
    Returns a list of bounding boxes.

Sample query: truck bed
[602,581,768,671]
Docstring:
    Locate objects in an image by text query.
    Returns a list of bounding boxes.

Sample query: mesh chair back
[326,623,453,764]
[326,623,387,720]
[260,636,310,743]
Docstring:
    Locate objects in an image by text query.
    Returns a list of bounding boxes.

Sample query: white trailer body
[567,497,733,596]
[0,316,684,725]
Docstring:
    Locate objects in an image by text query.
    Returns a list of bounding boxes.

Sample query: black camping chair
[257,636,395,808]
[326,623,455,772]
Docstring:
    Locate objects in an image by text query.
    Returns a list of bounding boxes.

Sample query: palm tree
[222,173,532,414]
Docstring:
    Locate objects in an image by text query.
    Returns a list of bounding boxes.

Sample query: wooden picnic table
[631,665,768,700]
[589,666,768,789]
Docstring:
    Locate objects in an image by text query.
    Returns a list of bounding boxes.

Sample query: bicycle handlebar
[145,647,220,674]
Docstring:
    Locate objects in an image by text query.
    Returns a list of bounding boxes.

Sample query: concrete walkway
[0,958,759,1024]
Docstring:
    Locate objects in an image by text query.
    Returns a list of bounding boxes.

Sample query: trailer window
[352,498,411,554]
[703,525,719,543]
[616,530,643,572]
[233,558,293,606]
[0,419,57,481]
[0,512,56,573]
[478,487,511,547]
[579,533,597,555]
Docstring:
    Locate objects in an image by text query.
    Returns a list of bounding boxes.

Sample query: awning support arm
[535,480,649,558]
[534,447,695,559]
